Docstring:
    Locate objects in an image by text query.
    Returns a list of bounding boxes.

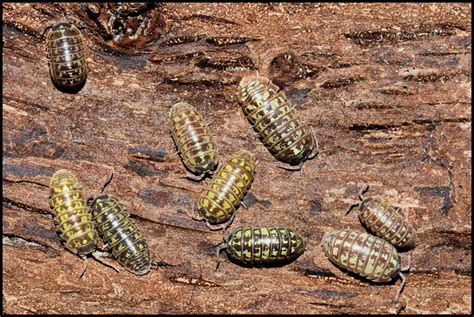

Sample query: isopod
[238,75,318,170]
[170,101,219,180]
[189,149,256,230]
[88,194,152,275]
[49,169,98,256]
[347,186,417,250]
[216,225,306,268]
[45,22,87,92]
[321,229,410,301]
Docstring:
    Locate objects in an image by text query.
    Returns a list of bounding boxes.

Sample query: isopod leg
[277,164,302,171]
[184,173,206,182]
[394,272,406,302]
[79,257,88,279]
[215,242,227,270]
[180,205,204,222]
[307,127,320,160]
[358,184,370,201]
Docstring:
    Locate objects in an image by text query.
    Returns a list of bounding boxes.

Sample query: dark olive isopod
[216,225,306,268]
[88,194,152,275]
[45,22,87,92]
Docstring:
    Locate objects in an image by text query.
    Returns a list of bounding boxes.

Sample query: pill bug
[49,169,98,256]
[45,22,87,92]
[347,186,417,250]
[238,75,318,170]
[321,229,410,301]
[216,225,306,268]
[170,101,219,181]
[189,149,256,230]
[88,194,152,275]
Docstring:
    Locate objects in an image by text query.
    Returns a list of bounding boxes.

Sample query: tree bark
[2,3,471,314]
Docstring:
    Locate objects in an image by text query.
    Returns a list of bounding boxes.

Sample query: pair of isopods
[48,169,152,275]
[321,186,417,301]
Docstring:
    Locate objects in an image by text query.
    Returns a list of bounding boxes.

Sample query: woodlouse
[170,101,219,181]
[88,194,152,275]
[321,229,410,301]
[49,169,98,256]
[45,22,87,92]
[238,75,318,170]
[347,186,417,250]
[188,149,256,230]
[216,225,306,268]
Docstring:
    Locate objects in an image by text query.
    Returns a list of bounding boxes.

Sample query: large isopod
[49,169,98,256]
[216,225,306,268]
[347,186,417,250]
[321,229,411,301]
[188,149,256,230]
[45,22,87,92]
[238,75,318,170]
[170,101,219,180]
[88,194,152,275]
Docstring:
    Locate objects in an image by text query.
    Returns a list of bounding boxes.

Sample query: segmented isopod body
[170,102,219,179]
[322,229,408,301]
[49,169,98,256]
[217,226,306,266]
[196,150,256,229]
[45,22,87,92]
[356,198,417,250]
[238,75,316,166]
[88,194,152,275]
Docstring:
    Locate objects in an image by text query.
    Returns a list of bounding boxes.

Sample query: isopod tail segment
[277,126,319,171]
[346,184,370,215]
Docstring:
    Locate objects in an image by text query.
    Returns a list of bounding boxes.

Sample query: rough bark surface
[2,3,471,314]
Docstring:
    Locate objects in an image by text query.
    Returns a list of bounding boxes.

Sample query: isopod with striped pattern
[238,75,317,169]
[347,186,417,250]
[216,225,306,268]
[88,194,152,275]
[170,101,219,180]
[321,229,410,301]
[45,22,87,92]
[190,149,256,230]
[49,169,98,256]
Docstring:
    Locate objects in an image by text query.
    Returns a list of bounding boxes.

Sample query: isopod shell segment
[358,198,417,250]
[88,194,152,275]
[221,226,306,265]
[170,102,219,177]
[197,150,256,225]
[49,169,98,256]
[321,229,401,283]
[238,75,315,165]
[45,22,87,92]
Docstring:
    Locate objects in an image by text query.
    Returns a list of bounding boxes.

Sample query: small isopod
[321,229,411,301]
[45,22,87,92]
[187,149,256,230]
[238,75,318,170]
[88,194,152,275]
[49,169,98,256]
[170,101,219,181]
[347,186,417,250]
[216,225,306,268]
